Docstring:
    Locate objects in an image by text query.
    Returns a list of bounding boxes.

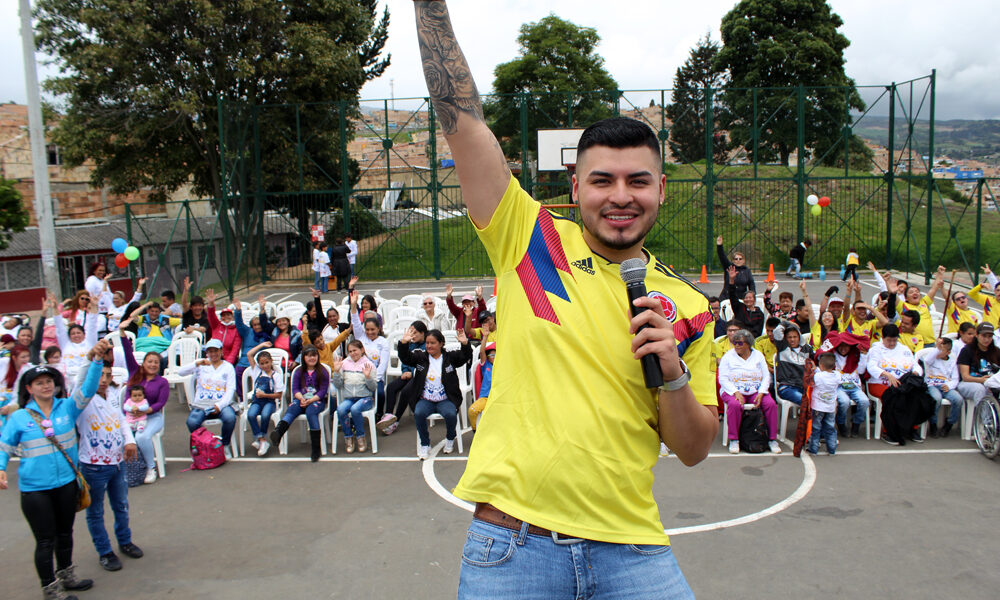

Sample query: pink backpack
[188,427,226,470]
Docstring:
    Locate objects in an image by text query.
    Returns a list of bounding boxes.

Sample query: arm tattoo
[414,1,484,135]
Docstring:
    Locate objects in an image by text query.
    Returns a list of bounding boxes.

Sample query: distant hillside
[854,117,1000,161]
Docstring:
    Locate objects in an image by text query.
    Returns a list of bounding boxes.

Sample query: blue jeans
[836,386,869,426]
[80,463,131,556]
[282,399,326,430]
[786,258,801,276]
[808,410,837,454]
[777,385,804,406]
[414,399,458,447]
[133,411,164,471]
[338,397,373,438]
[187,406,237,445]
[247,400,276,438]
[926,386,963,426]
[458,518,694,600]
[314,270,321,290]
[320,276,329,293]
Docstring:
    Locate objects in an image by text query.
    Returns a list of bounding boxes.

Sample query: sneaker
[837,423,848,437]
[251,439,260,449]
[929,423,939,438]
[443,438,455,454]
[258,440,270,456]
[417,445,430,460]
[345,437,355,454]
[659,442,670,457]
[882,433,900,446]
[769,440,782,454]
[728,440,739,454]
[143,469,157,485]
[376,414,397,433]
[99,552,122,571]
[357,436,368,453]
[224,447,234,460]
[940,422,954,438]
[119,543,144,559]
[910,429,925,443]
[827,448,836,456]
[384,422,399,435]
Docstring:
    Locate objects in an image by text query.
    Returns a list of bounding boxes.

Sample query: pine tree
[666,35,729,164]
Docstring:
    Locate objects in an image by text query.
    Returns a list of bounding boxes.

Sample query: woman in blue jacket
[232,297,274,401]
[0,340,109,600]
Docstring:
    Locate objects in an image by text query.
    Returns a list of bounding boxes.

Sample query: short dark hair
[803,240,813,247]
[727,319,745,329]
[425,329,446,346]
[938,337,953,348]
[43,346,61,361]
[708,296,720,304]
[795,299,807,309]
[128,385,146,396]
[765,317,780,329]
[882,324,900,338]
[901,309,920,325]
[410,320,428,334]
[818,353,836,368]
[162,290,175,300]
[576,117,660,165]
[190,295,205,306]
[959,321,976,334]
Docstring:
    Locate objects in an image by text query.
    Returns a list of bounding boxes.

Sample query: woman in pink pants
[718,329,781,454]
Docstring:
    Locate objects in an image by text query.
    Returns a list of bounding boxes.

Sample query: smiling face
[364,320,379,341]
[303,352,319,368]
[347,345,364,362]
[28,374,56,401]
[142,353,160,377]
[112,292,125,307]
[742,291,756,309]
[94,264,106,278]
[883,336,898,350]
[425,335,443,358]
[905,286,921,304]
[820,311,835,328]
[147,306,161,321]
[68,326,85,344]
[572,145,665,262]
[17,328,32,346]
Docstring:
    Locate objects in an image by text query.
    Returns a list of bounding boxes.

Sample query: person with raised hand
[0,340,110,599]
[333,341,378,453]
[349,289,389,418]
[177,338,238,459]
[119,316,169,485]
[269,345,329,462]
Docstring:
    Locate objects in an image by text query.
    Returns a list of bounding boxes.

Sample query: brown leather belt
[473,503,560,538]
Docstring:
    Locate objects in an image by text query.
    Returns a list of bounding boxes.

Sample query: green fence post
[885,84,896,270]
[975,180,983,285]
[185,200,193,286]
[295,104,304,192]
[925,70,936,285]
[519,92,531,196]
[339,101,351,235]
[125,204,135,287]
[428,99,442,279]
[752,88,759,179]
[222,197,234,298]
[253,104,266,285]
[796,85,806,248]
[704,86,715,270]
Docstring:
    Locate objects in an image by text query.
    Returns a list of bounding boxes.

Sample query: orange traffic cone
[698,265,709,284]
[492,277,498,297]
[767,264,776,282]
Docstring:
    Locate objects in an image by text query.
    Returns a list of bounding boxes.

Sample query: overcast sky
[2,0,997,120]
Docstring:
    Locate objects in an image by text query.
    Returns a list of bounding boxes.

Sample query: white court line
[266,293,295,303]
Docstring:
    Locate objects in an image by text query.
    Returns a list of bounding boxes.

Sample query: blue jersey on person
[234,309,274,368]
[0,360,103,492]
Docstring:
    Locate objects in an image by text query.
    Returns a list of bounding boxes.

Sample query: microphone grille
[619,258,647,285]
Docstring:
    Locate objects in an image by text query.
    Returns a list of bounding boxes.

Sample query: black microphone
[620,258,664,388]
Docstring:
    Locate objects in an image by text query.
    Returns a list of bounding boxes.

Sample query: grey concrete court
[3,274,998,600]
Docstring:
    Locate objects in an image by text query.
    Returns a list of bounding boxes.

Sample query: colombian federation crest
[647,291,676,321]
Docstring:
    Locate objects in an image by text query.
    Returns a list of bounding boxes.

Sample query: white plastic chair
[330,387,379,454]
[389,307,417,332]
[486,296,497,313]
[184,381,240,458]
[276,301,306,319]
[400,294,425,309]
[163,337,202,405]
[279,364,331,456]
[866,381,885,440]
[385,331,405,382]
[379,299,403,328]
[280,306,307,327]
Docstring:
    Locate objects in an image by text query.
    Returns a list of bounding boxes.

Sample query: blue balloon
[112,238,128,253]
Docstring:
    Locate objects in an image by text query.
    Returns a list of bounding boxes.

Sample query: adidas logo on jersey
[571,256,595,275]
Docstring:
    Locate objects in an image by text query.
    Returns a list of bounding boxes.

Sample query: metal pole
[18,0,60,295]
[338,102,351,235]
[886,84,896,270]
[796,85,806,248]
[974,180,983,285]
[925,70,936,285]
[519,93,531,195]
[704,86,715,270]
[428,99,442,278]
[752,88,758,179]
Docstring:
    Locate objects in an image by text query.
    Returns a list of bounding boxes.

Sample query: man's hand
[401,326,414,345]
[628,296,683,380]
[205,289,216,306]
[257,294,267,308]
[89,339,112,360]
[124,443,138,462]
[799,280,808,294]
[983,264,992,276]
[138,277,147,288]
[184,277,192,291]
[233,299,241,310]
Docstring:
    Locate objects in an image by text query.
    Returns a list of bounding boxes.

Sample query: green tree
[666,34,730,164]
[484,15,618,160]
[34,0,389,203]
[0,177,30,251]
[715,0,867,167]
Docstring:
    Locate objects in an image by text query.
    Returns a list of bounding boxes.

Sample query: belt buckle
[551,531,583,545]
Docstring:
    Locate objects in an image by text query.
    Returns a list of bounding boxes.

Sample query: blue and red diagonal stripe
[515,208,573,325]
[673,311,714,357]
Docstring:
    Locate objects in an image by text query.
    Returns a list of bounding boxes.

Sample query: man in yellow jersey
[898,310,927,352]
[754,317,780,371]
[840,280,889,343]
[896,265,946,342]
[413,2,718,597]
[968,264,999,330]
[945,290,980,333]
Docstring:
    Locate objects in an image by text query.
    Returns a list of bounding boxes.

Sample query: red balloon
[818,196,831,207]
[115,254,130,269]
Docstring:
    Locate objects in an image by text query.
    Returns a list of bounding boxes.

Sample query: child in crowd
[468,341,495,430]
[123,385,150,433]
[246,343,285,456]
[843,248,860,281]
[333,341,377,454]
[915,337,963,438]
[43,346,67,377]
[808,353,841,455]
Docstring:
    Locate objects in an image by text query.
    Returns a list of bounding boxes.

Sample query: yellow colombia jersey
[898,296,934,341]
[754,336,777,367]
[899,331,925,353]
[946,306,979,334]
[453,175,715,546]
[969,285,999,328]
[841,314,878,343]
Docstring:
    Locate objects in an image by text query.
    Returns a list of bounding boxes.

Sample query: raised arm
[414,0,509,227]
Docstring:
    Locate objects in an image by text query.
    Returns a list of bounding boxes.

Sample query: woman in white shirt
[718,329,782,454]
[416,296,449,331]
[350,290,389,416]
[866,324,916,398]
[84,262,114,314]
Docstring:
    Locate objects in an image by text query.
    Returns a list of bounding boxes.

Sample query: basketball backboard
[537,128,585,172]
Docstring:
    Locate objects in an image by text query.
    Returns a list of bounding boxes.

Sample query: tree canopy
[0,177,30,251]
[715,0,866,166]
[666,34,730,164]
[35,0,390,202]
[484,14,618,159]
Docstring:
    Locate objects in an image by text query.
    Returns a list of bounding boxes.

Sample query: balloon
[806,194,819,206]
[115,254,129,269]
[111,238,128,254]
[818,196,831,207]
[810,204,822,216]
[124,246,140,261]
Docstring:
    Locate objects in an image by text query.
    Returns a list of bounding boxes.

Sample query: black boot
[850,423,860,438]
[270,420,289,447]
[309,429,322,462]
